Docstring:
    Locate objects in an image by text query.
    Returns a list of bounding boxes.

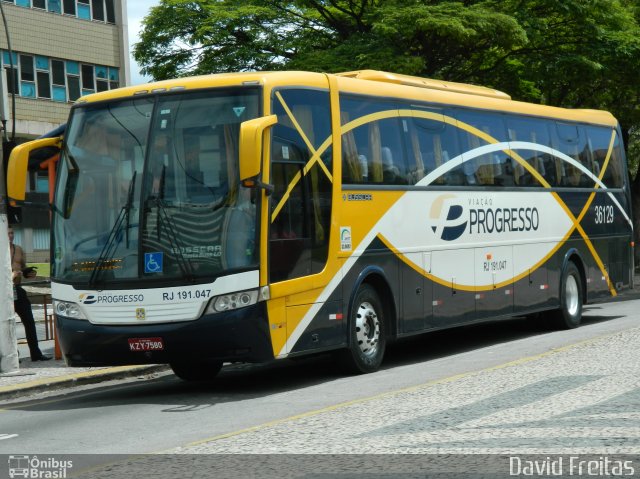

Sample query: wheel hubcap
[566,274,579,317]
[355,301,380,358]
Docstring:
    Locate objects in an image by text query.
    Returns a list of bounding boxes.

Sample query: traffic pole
[0,61,17,372]
[0,172,18,373]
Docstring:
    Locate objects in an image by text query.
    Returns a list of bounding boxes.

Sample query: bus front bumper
[56,302,274,367]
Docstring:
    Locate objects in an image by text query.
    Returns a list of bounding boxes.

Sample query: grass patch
[27,262,50,278]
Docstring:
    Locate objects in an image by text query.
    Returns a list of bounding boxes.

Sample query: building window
[81,64,94,93]
[52,86,66,102]
[1,51,119,103]
[52,59,65,85]
[77,0,90,19]
[19,54,34,81]
[68,76,80,101]
[21,82,36,98]
[65,60,79,75]
[105,0,114,23]
[91,0,103,21]
[36,56,50,98]
[48,0,61,13]
[35,171,49,192]
[5,67,17,94]
[63,0,75,15]
[1,0,115,24]
[37,71,51,98]
[19,54,36,98]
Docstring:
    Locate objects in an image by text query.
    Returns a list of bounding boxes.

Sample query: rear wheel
[550,261,583,329]
[337,284,386,374]
[170,360,223,381]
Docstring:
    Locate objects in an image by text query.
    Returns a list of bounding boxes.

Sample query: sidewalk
[2,273,640,401]
[0,281,168,401]
[0,338,168,401]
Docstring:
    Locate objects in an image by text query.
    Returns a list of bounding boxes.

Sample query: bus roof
[78,70,618,128]
[335,70,512,100]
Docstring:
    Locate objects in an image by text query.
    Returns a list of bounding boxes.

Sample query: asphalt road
[1,296,640,476]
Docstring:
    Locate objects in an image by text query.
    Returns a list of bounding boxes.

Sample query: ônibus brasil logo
[428,194,540,242]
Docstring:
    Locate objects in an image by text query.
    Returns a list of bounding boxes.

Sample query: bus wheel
[551,261,583,329]
[338,284,386,374]
[170,361,223,381]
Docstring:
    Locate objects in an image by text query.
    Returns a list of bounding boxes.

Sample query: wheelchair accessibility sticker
[145,252,163,273]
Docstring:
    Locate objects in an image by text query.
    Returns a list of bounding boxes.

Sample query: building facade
[1,0,130,261]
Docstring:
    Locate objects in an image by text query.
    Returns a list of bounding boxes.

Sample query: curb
[0,364,170,401]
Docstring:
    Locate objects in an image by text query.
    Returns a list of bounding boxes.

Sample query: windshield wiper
[88,171,137,287]
[146,195,196,281]
[124,171,137,246]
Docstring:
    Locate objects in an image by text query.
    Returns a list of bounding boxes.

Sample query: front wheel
[550,261,583,329]
[170,360,223,381]
[336,284,386,374]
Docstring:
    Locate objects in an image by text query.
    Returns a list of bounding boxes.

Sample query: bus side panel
[430,248,475,329]
[474,245,514,319]
[401,251,428,333]
[286,300,345,353]
[513,243,550,313]
[288,238,402,355]
[589,238,612,301]
[559,189,632,298]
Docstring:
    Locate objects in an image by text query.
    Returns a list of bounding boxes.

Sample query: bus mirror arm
[241,177,274,196]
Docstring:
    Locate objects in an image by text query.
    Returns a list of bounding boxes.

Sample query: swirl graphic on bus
[428,194,467,241]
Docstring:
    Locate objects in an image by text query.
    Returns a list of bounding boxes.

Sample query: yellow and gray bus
[8,70,633,379]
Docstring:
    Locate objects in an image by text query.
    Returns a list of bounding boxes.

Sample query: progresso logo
[428,195,468,241]
[428,194,540,242]
[79,293,144,305]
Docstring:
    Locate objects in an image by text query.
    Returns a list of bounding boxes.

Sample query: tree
[134,1,528,80]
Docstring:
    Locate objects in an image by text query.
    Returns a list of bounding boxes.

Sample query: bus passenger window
[507,116,555,187]
[410,110,461,186]
[553,122,594,188]
[454,109,511,187]
[585,126,624,188]
[340,95,409,185]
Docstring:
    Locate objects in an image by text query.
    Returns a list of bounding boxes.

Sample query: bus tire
[170,360,223,381]
[550,261,583,329]
[337,284,386,374]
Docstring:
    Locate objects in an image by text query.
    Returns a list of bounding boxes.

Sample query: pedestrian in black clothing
[9,227,50,361]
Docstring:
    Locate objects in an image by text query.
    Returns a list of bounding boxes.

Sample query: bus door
[268,87,335,354]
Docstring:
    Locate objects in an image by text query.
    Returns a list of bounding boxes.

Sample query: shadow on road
[7,306,625,413]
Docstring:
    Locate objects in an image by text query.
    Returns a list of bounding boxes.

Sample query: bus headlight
[53,300,87,320]
[207,287,269,313]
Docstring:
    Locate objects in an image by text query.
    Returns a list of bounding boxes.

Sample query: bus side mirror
[239,115,277,189]
[7,137,61,200]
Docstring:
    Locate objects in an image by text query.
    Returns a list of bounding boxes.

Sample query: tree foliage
[134,0,640,127]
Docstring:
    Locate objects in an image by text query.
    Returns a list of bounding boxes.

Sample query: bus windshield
[52,88,260,286]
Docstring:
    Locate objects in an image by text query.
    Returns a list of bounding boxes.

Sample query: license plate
[128,337,164,352]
